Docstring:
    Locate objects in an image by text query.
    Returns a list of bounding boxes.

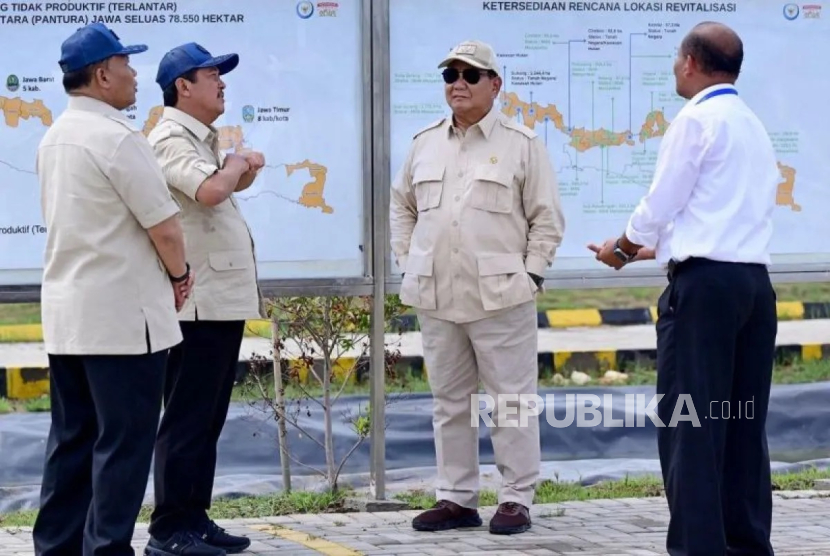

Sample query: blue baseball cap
[155,42,239,91]
[59,23,148,73]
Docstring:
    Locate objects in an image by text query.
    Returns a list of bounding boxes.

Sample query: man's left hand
[528,272,545,293]
[588,238,626,270]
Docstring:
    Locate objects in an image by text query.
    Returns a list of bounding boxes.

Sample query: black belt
[667,257,764,282]
[667,258,701,281]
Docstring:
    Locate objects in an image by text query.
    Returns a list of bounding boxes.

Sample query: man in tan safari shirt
[33,23,192,556]
[144,42,265,556]
[390,40,565,535]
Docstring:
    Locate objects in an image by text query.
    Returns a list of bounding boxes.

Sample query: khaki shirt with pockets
[37,95,183,355]
[147,107,263,322]
[390,106,566,323]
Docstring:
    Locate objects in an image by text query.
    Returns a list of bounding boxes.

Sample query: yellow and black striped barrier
[391,300,823,330]
[0,367,50,400]
[0,301,824,343]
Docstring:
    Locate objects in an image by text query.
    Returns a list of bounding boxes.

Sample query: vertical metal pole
[271,315,291,492]
[369,265,386,500]
[368,0,390,501]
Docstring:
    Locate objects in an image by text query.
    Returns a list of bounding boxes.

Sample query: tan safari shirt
[37,95,183,355]
[390,106,565,323]
[147,107,263,322]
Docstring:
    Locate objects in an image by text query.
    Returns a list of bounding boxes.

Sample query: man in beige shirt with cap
[33,23,191,556]
[390,39,565,535]
[143,42,264,556]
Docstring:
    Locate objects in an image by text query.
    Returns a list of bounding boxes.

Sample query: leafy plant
[242,294,408,493]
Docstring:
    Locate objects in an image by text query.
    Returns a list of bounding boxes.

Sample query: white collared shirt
[625,83,780,267]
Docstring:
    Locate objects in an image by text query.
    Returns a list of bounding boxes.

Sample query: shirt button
[460,145,467,152]
[452,221,458,226]
[457,171,463,178]
[454,195,460,202]
[453,248,459,254]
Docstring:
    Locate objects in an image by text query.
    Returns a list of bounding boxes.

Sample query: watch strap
[613,240,635,263]
[170,262,191,283]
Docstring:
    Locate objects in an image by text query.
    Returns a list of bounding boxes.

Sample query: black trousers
[148,320,245,539]
[656,258,777,556]
[33,350,167,556]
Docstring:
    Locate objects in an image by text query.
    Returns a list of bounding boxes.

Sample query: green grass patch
[0,303,40,326]
[0,396,51,414]
[398,467,830,510]
[22,396,50,413]
[4,467,830,528]
[0,490,351,528]
[397,475,665,509]
[232,374,433,403]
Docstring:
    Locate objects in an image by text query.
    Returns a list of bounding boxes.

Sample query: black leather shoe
[197,519,251,554]
[144,531,226,556]
[412,500,482,532]
[489,502,532,535]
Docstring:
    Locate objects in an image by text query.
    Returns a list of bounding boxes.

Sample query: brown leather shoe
[412,500,482,531]
[489,502,531,534]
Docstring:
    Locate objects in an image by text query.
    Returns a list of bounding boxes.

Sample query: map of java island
[0,97,333,214]
[500,91,801,212]
[142,107,333,214]
[0,94,798,212]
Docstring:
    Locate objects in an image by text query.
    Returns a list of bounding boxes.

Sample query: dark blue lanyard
[696,87,738,104]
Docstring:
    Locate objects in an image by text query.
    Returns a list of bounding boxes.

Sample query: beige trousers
[417,300,540,509]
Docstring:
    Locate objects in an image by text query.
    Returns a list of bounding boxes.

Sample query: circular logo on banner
[783,3,799,19]
[6,74,19,92]
[297,1,314,18]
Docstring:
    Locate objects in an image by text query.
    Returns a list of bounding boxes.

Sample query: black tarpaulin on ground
[1,382,829,513]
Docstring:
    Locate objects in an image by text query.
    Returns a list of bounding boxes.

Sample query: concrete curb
[0,301,824,342]
[3,342,827,401]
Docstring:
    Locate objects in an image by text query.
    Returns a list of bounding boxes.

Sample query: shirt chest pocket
[412,163,445,212]
[209,249,250,272]
[469,164,514,214]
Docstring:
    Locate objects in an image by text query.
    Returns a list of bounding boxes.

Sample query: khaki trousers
[417,300,540,509]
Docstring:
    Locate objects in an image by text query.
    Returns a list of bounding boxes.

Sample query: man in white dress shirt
[590,22,779,556]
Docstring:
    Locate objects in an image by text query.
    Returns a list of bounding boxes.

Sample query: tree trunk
[271,316,291,492]
[323,350,336,491]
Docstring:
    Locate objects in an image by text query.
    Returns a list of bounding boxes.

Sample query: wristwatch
[169,262,191,283]
[612,239,636,264]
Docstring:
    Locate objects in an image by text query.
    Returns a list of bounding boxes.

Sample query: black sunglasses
[442,67,490,85]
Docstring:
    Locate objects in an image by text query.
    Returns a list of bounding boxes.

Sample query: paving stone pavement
[4,491,830,555]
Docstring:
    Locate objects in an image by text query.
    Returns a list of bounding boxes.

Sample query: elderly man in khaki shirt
[390,40,565,535]
[33,23,191,556]
[143,42,265,556]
